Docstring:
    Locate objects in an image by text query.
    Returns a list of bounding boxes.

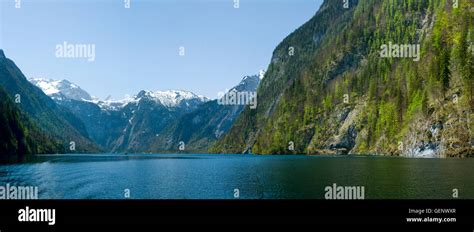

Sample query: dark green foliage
[440,48,451,91]
[0,86,63,157]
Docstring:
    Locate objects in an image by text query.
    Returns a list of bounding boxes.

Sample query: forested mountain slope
[0,86,63,157]
[213,0,473,157]
[0,50,101,153]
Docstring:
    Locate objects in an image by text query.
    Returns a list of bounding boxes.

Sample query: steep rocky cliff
[213,0,473,157]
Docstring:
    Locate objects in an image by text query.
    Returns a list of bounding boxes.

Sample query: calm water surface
[0,154,473,199]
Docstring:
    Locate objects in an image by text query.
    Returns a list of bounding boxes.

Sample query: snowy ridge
[29,78,62,95]
[138,90,208,107]
[30,78,209,110]
[87,95,139,111]
[229,74,260,93]
[29,78,92,101]
[87,90,208,111]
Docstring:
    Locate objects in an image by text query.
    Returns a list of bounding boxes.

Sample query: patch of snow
[31,78,61,95]
[259,70,265,80]
[86,94,139,111]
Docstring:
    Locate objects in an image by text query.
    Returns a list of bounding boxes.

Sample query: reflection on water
[0,154,473,199]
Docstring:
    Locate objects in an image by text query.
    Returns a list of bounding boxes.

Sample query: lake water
[0,154,473,199]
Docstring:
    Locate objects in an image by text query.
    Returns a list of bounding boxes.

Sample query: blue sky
[1,0,323,99]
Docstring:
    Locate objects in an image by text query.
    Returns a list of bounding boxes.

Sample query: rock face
[328,104,362,154]
[213,0,474,157]
[0,50,6,59]
[402,100,472,158]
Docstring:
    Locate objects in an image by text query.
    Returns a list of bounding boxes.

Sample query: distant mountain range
[0,47,260,155]
[25,65,260,153]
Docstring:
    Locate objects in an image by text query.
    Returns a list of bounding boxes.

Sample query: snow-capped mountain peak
[137,90,208,107]
[87,95,139,111]
[30,78,208,110]
[230,74,260,93]
[87,90,208,111]
[29,78,92,101]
